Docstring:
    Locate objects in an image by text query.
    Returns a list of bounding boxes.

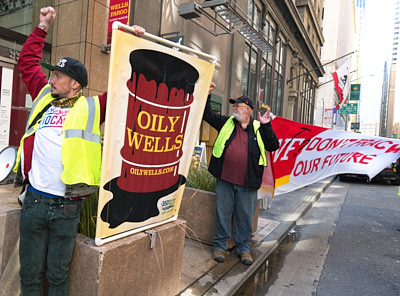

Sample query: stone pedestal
[179,187,259,248]
[69,219,186,296]
[1,208,186,296]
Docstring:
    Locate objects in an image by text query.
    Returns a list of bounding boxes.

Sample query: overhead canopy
[178,0,274,53]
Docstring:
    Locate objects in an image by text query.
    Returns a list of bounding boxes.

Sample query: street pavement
[235,178,400,296]
[317,179,400,295]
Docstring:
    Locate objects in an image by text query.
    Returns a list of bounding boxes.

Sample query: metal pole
[112,21,217,64]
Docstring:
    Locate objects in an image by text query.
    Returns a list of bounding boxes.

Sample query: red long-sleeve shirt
[18,26,107,123]
[16,26,108,184]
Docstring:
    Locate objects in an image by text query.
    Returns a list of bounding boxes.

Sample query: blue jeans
[19,190,81,296]
[213,179,258,254]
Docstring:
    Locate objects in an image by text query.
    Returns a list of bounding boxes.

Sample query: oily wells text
[126,110,183,153]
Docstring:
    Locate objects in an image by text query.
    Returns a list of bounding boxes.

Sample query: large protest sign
[271,116,400,195]
[95,29,215,245]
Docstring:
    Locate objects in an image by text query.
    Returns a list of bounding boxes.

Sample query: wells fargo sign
[107,0,130,44]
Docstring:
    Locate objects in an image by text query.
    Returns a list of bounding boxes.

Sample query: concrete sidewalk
[0,177,335,295]
[0,182,20,278]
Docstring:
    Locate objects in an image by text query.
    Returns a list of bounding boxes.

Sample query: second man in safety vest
[203,83,279,265]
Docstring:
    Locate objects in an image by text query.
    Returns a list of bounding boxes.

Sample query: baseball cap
[229,95,254,109]
[41,57,88,87]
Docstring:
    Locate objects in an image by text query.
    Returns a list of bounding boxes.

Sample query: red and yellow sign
[107,0,130,45]
[95,29,215,245]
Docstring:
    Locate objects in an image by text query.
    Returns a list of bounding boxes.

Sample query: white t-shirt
[28,106,70,196]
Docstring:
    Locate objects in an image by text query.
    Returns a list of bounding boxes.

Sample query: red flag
[332,59,350,110]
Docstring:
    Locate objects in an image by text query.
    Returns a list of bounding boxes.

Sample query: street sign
[165,36,185,51]
[338,103,358,114]
[333,108,337,125]
[350,84,361,100]
[351,122,360,130]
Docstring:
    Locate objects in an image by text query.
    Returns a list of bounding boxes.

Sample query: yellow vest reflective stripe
[63,97,101,144]
[13,85,54,172]
[13,85,102,187]
[61,95,101,186]
[253,121,267,166]
[212,116,267,166]
[25,86,52,133]
[212,116,235,158]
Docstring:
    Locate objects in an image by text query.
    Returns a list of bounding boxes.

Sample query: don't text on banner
[271,116,400,195]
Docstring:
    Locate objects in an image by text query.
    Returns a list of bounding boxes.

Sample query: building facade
[1,0,327,154]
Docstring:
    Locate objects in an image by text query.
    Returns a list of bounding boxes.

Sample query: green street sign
[338,103,358,114]
[350,84,361,100]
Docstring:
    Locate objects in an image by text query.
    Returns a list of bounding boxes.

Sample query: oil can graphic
[101,49,199,228]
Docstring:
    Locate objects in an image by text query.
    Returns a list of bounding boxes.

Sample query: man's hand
[131,25,145,37]
[258,109,271,124]
[38,6,56,32]
[209,82,216,94]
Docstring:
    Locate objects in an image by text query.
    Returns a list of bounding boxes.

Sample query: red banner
[271,116,400,195]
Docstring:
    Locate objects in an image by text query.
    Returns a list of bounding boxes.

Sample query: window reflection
[0,0,34,60]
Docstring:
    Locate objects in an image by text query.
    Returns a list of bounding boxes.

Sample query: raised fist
[39,6,56,31]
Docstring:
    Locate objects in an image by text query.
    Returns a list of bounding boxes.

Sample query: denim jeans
[19,190,81,296]
[213,179,258,254]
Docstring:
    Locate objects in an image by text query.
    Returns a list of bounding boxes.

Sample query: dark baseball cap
[229,95,254,109]
[41,57,88,87]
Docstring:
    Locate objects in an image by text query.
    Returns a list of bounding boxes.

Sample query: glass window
[259,58,266,104]
[269,24,275,45]
[0,0,33,34]
[298,77,315,124]
[254,5,261,31]
[248,0,254,23]
[242,44,250,96]
[248,0,262,31]
[0,1,34,60]
[242,43,259,102]
[241,13,289,117]
[270,35,285,116]
[266,62,272,106]
[272,73,278,113]
[249,47,258,100]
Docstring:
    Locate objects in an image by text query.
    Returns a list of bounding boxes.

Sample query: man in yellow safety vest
[13,6,144,295]
[203,82,280,265]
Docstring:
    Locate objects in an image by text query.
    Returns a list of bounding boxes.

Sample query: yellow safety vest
[212,116,267,166]
[14,85,102,186]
